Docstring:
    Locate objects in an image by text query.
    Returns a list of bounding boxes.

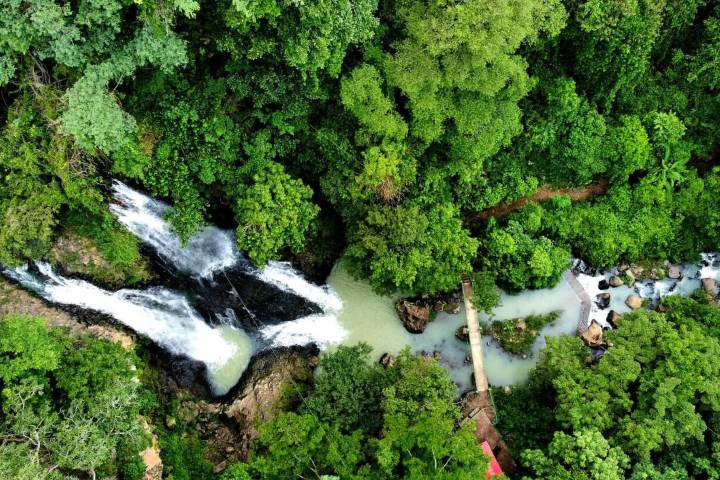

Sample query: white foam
[259,313,347,348]
[255,261,343,312]
[110,181,238,278]
[4,262,252,395]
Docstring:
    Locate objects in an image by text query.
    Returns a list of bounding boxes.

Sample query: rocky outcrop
[223,346,319,460]
[0,278,135,348]
[625,294,642,310]
[50,232,152,289]
[395,297,432,333]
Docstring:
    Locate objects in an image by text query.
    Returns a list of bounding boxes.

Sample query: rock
[625,294,642,310]
[433,300,446,313]
[443,302,461,314]
[464,354,472,364]
[515,318,527,332]
[455,325,470,342]
[625,270,636,287]
[395,297,432,333]
[224,346,319,459]
[609,276,624,287]
[702,277,717,295]
[606,310,622,329]
[140,420,162,480]
[598,279,610,290]
[213,461,228,475]
[595,293,611,309]
[668,264,682,279]
[379,353,396,368]
[580,321,607,348]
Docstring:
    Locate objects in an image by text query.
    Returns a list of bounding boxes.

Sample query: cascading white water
[110,180,348,348]
[111,181,238,278]
[4,262,252,395]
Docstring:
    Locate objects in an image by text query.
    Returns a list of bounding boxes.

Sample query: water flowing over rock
[3,181,348,396]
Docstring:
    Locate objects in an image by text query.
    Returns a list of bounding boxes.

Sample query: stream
[4,181,719,395]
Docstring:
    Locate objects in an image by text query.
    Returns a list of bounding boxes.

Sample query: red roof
[481,441,503,479]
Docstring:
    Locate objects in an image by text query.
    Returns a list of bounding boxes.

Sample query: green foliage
[300,344,385,434]
[521,429,630,480]
[160,432,215,480]
[229,347,488,479]
[482,219,570,291]
[0,314,149,479]
[345,203,478,294]
[484,311,561,355]
[235,161,319,266]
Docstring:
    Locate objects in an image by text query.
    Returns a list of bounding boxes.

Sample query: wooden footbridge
[460,274,488,392]
[460,274,515,474]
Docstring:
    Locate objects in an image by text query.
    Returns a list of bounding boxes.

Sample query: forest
[2,0,720,478]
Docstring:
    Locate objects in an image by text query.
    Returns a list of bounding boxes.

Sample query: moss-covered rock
[483,311,561,356]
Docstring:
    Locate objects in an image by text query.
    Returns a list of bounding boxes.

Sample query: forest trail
[469,179,610,222]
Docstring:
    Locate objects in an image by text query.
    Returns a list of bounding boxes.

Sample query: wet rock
[702,278,717,295]
[609,276,624,287]
[223,346,319,459]
[464,354,472,364]
[395,296,432,333]
[626,294,642,310]
[379,353,396,368]
[598,279,610,290]
[624,270,636,287]
[444,302,461,314]
[455,325,470,342]
[433,300,447,313]
[668,264,682,280]
[580,321,607,348]
[606,310,622,329]
[595,293,611,309]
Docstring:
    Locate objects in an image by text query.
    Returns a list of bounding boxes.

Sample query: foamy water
[4,262,252,395]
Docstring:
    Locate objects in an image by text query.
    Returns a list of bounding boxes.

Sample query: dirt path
[468,180,610,222]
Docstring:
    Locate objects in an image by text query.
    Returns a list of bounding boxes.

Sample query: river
[4,181,718,396]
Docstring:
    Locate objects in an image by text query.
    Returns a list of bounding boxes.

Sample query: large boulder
[595,293,611,309]
[702,278,717,296]
[625,294,642,310]
[668,264,682,280]
[455,325,470,342]
[395,297,432,333]
[580,321,608,348]
[606,310,622,329]
[223,346,319,459]
[379,353,396,368]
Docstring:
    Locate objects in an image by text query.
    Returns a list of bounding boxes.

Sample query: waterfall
[110,181,238,278]
[4,262,252,395]
[3,181,349,394]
